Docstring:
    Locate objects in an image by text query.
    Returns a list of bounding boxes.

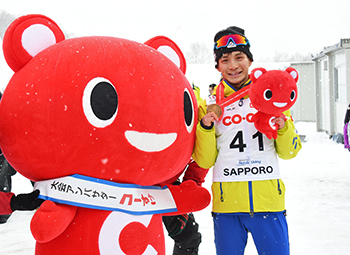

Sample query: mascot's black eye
[263,89,272,101]
[83,77,118,128]
[184,89,195,133]
[290,90,296,101]
[91,82,118,120]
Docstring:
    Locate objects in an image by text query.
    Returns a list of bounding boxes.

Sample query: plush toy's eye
[83,77,118,128]
[183,88,195,133]
[290,90,296,101]
[263,89,272,101]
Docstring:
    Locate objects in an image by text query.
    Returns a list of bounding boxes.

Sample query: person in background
[0,153,17,223]
[344,103,350,151]
[208,83,216,96]
[0,91,19,223]
[192,26,302,255]
[192,83,203,105]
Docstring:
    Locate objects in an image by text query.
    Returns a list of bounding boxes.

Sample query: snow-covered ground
[1,121,349,254]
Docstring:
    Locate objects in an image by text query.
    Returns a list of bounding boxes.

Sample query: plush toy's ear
[250,67,267,82]
[285,67,299,83]
[144,36,186,74]
[3,14,65,72]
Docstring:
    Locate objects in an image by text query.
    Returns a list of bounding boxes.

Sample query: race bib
[212,97,281,182]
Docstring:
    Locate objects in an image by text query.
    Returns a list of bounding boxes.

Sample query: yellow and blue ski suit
[192,79,301,215]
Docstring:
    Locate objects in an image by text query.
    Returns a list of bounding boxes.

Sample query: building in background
[312,39,350,136]
[290,61,316,123]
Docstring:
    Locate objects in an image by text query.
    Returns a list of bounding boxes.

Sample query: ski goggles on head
[214,34,250,50]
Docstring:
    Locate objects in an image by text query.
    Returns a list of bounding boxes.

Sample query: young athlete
[192,26,302,255]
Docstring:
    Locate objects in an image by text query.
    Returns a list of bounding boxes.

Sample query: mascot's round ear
[250,67,267,82]
[285,67,299,83]
[3,14,65,72]
[144,36,186,74]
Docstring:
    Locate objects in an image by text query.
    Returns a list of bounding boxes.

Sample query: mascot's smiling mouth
[125,131,177,152]
[273,102,287,108]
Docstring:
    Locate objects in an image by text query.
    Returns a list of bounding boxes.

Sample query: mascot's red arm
[31,201,77,243]
[161,181,210,216]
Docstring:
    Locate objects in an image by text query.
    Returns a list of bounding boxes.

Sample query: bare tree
[0,10,75,40]
[289,52,312,62]
[0,10,18,40]
[271,50,311,62]
[186,42,212,64]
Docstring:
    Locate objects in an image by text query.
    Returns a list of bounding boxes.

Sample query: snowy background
[1,121,350,255]
[1,1,350,253]
[1,0,350,63]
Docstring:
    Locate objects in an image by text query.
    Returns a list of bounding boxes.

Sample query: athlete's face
[217,51,252,90]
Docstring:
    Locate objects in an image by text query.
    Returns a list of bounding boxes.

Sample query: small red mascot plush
[0,14,210,255]
[249,67,298,139]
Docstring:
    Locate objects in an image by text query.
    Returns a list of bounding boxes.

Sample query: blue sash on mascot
[35,174,177,215]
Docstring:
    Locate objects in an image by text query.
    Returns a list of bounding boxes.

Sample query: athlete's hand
[201,112,219,127]
[272,117,285,130]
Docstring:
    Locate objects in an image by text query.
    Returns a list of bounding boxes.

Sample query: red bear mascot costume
[0,14,210,255]
[249,67,299,139]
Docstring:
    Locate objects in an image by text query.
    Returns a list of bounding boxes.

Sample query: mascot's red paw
[251,112,278,140]
[166,180,211,214]
[31,200,77,243]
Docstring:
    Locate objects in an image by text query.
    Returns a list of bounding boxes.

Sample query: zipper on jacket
[220,182,224,202]
[277,179,282,195]
[248,181,254,217]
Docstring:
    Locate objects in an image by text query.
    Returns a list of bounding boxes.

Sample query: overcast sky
[1,0,350,62]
